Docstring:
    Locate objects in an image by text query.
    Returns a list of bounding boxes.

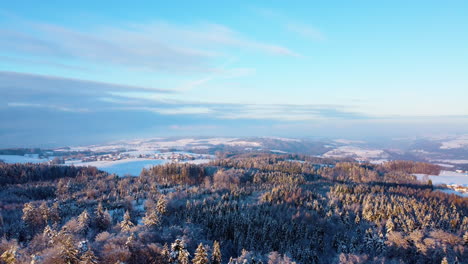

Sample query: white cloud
[7,102,89,113]
[286,23,326,41]
[255,7,326,42]
[0,19,299,74]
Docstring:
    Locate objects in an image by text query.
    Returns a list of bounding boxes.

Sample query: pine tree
[38,202,50,225]
[170,239,190,264]
[77,210,90,234]
[95,202,111,231]
[120,211,134,232]
[441,257,448,264]
[157,197,167,215]
[60,234,79,264]
[161,243,170,264]
[0,245,17,264]
[192,243,208,264]
[354,214,361,224]
[386,218,395,234]
[22,202,38,227]
[50,201,61,224]
[43,225,58,245]
[178,250,190,264]
[142,209,161,228]
[211,241,222,264]
[79,248,98,264]
[125,232,136,248]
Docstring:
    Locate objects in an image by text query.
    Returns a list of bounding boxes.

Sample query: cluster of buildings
[446,184,468,195]
[78,151,209,163]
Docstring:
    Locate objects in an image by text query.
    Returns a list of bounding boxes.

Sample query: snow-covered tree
[77,210,90,234]
[43,225,58,245]
[157,196,167,215]
[161,243,170,264]
[170,239,190,264]
[192,243,208,264]
[441,257,448,264]
[0,245,17,264]
[38,202,50,224]
[386,218,395,234]
[22,202,39,227]
[79,248,98,264]
[211,241,222,264]
[50,201,61,224]
[142,209,161,228]
[95,202,111,231]
[59,234,79,264]
[120,211,134,232]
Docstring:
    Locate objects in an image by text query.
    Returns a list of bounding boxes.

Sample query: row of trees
[0,163,99,186]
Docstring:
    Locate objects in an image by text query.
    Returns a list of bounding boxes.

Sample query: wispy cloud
[0,18,299,74]
[7,102,90,113]
[285,23,326,41]
[255,7,326,42]
[0,70,366,121]
[0,71,171,94]
[175,58,256,92]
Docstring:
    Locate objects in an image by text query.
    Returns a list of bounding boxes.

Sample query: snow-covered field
[414,170,468,197]
[270,149,288,154]
[333,139,365,145]
[439,135,468,149]
[414,170,468,187]
[322,146,388,160]
[432,159,468,165]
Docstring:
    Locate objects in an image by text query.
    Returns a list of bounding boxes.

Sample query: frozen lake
[66,157,212,177]
[67,158,170,176]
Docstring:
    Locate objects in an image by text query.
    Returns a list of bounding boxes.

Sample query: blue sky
[1,1,467,147]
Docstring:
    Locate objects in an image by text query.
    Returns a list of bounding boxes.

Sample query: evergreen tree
[60,234,79,264]
[157,196,167,215]
[43,225,58,245]
[22,202,39,227]
[0,245,17,264]
[95,202,111,231]
[192,243,209,264]
[211,241,222,264]
[120,211,134,232]
[142,209,161,228]
[77,210,90,234]
[441,257,448,264]
[386,217,395,234]
[38,202,50,225]
[50,201,61,224]
[170,239,190,264]
[178,250,190,264]
[161,243,170,264]
[79,248,98,264]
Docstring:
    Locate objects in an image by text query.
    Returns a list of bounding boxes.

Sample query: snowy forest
[0,154,467,264]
